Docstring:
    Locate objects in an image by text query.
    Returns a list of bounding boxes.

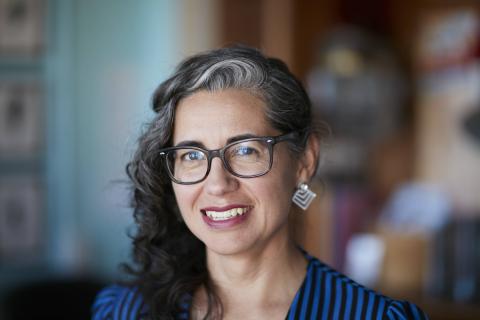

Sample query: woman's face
[171,89,305,256]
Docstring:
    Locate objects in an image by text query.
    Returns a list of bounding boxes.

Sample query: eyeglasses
[159,131,300,185]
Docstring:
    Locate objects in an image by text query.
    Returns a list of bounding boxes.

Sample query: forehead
[172,89,278,146]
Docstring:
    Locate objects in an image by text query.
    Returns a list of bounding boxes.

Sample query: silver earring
[292,182,316,210]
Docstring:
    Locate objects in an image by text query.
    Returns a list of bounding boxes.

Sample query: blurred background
[0,0,479,319]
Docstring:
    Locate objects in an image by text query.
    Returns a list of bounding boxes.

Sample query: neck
[208,238,304,286]
[197,230,308,316]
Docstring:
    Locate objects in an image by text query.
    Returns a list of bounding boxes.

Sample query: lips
[200,205,252,228]
[203,207,248,221]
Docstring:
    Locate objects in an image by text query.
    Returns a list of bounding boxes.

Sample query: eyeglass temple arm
[273,130,306,144]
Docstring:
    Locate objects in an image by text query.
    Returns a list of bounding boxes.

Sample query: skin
[171,88,320,319]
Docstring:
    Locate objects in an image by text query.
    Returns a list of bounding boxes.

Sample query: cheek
[172,185,198,218]
[275,152,300,189]
[256,155,299,208]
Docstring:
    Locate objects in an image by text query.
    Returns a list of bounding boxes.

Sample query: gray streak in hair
[191,58,267,91]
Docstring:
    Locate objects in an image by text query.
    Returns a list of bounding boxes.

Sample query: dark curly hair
[124,45,323,319]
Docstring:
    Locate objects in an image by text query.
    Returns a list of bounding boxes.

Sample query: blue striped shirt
[92,254,428,319]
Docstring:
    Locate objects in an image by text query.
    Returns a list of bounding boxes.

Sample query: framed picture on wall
[0,82,43,159]
[0,0,45,55]
[0,176,43,260]
[415,8,479,71]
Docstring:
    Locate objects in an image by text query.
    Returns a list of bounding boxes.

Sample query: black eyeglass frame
[159,131,301,185]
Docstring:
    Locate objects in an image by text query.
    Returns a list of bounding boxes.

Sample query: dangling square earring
[292,182,316,210]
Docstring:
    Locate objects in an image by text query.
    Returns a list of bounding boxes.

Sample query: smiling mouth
[202,207,251,221]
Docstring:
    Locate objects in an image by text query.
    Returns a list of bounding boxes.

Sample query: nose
[203,157,238,195]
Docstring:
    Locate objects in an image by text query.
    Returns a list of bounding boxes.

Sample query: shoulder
[91,285,148,320]
[301,256,428,319]
[385,299,429,320]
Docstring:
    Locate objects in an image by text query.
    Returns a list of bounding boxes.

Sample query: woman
[92,46,428,319]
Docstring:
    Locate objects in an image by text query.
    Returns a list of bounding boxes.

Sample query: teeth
[205,207,249,221]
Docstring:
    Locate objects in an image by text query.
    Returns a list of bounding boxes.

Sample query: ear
[296,134,320,183]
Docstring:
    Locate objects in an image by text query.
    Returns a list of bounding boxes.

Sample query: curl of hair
[124,45,326,319]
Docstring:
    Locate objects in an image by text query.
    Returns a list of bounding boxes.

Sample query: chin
[203,237,256,257]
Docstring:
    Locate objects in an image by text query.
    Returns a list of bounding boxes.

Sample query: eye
[179,150,206,161]
[229,144,261,160]
[235,146,256,156]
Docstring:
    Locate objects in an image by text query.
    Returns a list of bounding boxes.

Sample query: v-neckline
[283,254,314,319]
[181,252,314,320]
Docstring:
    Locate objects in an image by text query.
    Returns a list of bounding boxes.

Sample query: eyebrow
[227,133,260,144]
[174,133,263,148]
[174,140,205,148]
